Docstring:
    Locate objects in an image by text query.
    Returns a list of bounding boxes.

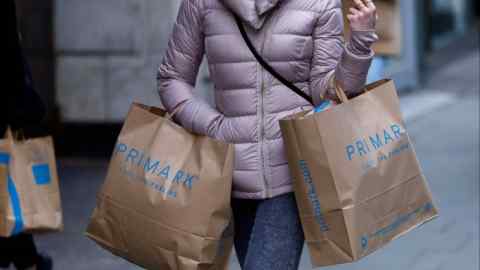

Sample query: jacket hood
[221,0,281,30]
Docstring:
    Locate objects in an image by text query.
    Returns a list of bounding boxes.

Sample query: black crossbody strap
[234,15,314,105]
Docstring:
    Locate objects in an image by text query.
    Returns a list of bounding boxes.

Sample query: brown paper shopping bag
[280,79,438,267]
[0,129,63,237]
[86,103,235,270]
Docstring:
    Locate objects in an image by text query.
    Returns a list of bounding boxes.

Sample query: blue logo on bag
[0,152,24,236]
[114,142,200,198]
[345,123,405,161]
[8,175,24,235]
[344,123,412,174]
[361,235,369,249]
[360,202,434,251]
[32,164,51,185]
[0,153,9,164]
[299,160,329,232]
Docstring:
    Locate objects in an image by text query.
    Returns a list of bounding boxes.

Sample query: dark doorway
[15,1,56,122]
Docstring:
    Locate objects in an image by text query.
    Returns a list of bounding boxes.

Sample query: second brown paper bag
[280,80,438,267]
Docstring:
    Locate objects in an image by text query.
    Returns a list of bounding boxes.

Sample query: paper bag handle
[137,102,184,121]
[334,81,350,104]
[165,103,185,121]
[4,127,25,142]
[5,127,14,140]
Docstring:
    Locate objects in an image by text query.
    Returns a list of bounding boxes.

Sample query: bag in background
[0,129,63,237]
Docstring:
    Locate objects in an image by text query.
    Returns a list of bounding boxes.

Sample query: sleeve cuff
[348,30,379,56]
[342,44,374,74]
[174,97,222,136]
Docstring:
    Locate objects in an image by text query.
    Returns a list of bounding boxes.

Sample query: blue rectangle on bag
[0,152,10,165]
[32,164,51,185]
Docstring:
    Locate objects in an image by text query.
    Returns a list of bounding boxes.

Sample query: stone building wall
[55,0,212,122]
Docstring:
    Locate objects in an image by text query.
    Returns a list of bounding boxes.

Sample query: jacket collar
[221,0,281,30]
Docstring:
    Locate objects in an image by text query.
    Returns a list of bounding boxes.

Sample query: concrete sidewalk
[33,44,479,270]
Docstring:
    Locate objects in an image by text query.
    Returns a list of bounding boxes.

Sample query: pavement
[29,40,479,270]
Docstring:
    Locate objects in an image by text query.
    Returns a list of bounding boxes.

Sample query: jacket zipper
[259,28,269,198]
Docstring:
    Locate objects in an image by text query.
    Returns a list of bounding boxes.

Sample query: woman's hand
[347,0,377,31]
[345,0,379,56]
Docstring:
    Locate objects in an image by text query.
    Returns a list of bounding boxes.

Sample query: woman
[1,0,52,269]
[158,0,377,269]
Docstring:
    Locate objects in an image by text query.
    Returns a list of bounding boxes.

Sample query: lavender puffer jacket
[158,0,377,199]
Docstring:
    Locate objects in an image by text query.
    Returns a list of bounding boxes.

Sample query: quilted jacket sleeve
[310,0,377,106]
[157,0,223,137]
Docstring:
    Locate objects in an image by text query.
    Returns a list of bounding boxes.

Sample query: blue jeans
[232,193,304,270]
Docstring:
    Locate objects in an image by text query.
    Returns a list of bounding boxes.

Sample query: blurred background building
[14,0,479,156]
